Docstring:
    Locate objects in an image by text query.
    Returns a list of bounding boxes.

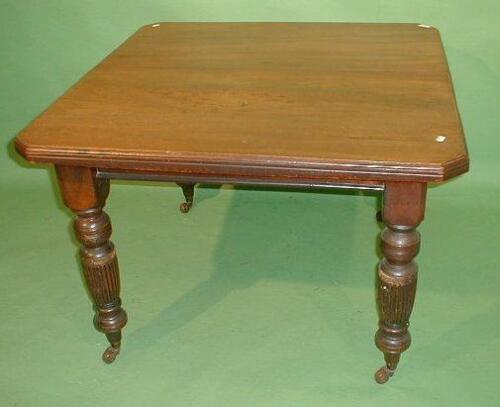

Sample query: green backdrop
[1,1,499,406]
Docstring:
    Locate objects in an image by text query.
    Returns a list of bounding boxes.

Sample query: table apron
[96,170,385,192]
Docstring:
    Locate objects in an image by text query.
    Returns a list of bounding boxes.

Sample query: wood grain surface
[15,23,468,182]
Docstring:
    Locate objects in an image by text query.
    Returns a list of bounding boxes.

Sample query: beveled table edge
[15,139,469,183]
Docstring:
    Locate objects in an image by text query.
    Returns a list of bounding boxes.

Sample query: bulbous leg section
[177,183,195,213]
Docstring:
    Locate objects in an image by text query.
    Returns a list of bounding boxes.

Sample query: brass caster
[179,202,192,213]
[102,345,120,364]
[177,183,194,213]
[374,366,394,384]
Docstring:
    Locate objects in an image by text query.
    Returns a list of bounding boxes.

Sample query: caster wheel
[374,366,394,384]
[179,202,192,213]
[102,346,120,364]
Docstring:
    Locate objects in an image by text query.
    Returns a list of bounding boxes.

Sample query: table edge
[15,138,469,183]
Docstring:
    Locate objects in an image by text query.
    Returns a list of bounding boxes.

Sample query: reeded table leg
[374,182,427,383]
[56,166,127,363]
[177,183,195,213]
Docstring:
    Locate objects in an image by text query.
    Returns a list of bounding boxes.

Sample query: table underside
[96,168,385,191]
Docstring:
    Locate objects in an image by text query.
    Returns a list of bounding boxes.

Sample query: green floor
[2,1,500,406]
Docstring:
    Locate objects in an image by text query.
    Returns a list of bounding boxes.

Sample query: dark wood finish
[56,166,128,363]
[15,23,468,183]
[99,170,385,191]
[12,23,469,382]
[176,183,195,213]
[374,182,426,383]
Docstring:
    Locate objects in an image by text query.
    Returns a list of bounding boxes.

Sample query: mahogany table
[15,23,469,383]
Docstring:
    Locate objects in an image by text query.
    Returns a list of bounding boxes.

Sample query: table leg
[56,166,128,363]
[177,183,195,213]
[374,182,427,383]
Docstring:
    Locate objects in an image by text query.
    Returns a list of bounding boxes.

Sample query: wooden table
[15,23,468,384]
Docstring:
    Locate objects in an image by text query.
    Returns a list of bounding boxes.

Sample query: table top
[16,23,468,182]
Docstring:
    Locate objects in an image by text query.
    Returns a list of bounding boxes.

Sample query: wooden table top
[16,23,468,182]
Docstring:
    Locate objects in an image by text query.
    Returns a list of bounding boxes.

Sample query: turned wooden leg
[177,182,195,213]
[374,182,427,384]
[56,166,127,363]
